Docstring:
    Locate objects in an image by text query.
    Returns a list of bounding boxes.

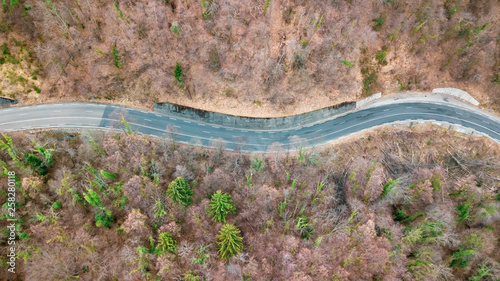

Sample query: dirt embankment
[0,0,499,116]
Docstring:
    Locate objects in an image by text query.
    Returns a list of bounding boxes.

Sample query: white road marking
[211,125,219,128]
[155,114,162,117]
[383,109,390,111]
[339,121,345,125]
[203,131,210,134]
[85,110,93,113]
[2,103,499,150]
[173,125,180,128]
[198,123,205,126]
[406,106,413,109]
[19,113,29,116]
[54,110,62,113]
[144,119,152,122]
[3,109,12,112]
[316,129,322,132]
[183,120,191,123]
[170,118,177,120]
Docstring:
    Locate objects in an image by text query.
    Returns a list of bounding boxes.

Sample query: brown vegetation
[1,125,500,280]
[1,0,500,115]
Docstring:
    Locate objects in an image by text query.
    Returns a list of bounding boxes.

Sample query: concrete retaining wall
[432,88,479,106]
[0,97,17,105]
[356,92,382,108]
[154,101,356,130]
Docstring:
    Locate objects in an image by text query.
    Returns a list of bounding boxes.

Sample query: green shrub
[430,173,442,190]
[475,203,498,224]
[469,263,493,281]
[403,212,425,223]
[296,215,314,239]
[208,190,236,223]
[216,224,243,260]
[158,232,177,254]
[457,201,472,223]
[339,60,354,67]
[31,140,54,166]
[167,177,193,207]
[2,0,19,11]
[376,50,387,65]
[111,45,121,68]
[447,6,457,18]
[1,43,10,56]
[407,258,432,279]
[174,62,183,88]
[373,16,385,31]
[263,0,270,15]
[19,232,29,240]
[413,20,427,34]
[450,248,475,268]
[51,202,62,209]
[0,134,23,169]
[494,73,500,85]
[83,188,103,209]
[361,67,377,96]
[394,209,407,222]
[113,1,129,23]
[24,153,48,176]
[293,54,304,69]
[380,178,399,199]
[192,244,210,264]
[251,157,265,173]
[100,170,116,180]
[419,221,444,240]
[464,233,484,252]
[171,21,180,35]
[113,196,128,209]
[184,272,201,281]
[174,62,183,82]
[201,0,214,20]
[153,198,166,218]
[95,209,113,228]
[314,15,323,32]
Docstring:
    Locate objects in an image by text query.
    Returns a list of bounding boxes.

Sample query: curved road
[0,101,499,152]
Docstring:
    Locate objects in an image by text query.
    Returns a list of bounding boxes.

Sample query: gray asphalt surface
[0,101,499,152]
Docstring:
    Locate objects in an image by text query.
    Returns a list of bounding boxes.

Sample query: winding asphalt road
[0,101,499,152]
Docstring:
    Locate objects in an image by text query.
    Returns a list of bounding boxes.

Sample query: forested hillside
[1,0,500,116]
[1,126,500,280]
